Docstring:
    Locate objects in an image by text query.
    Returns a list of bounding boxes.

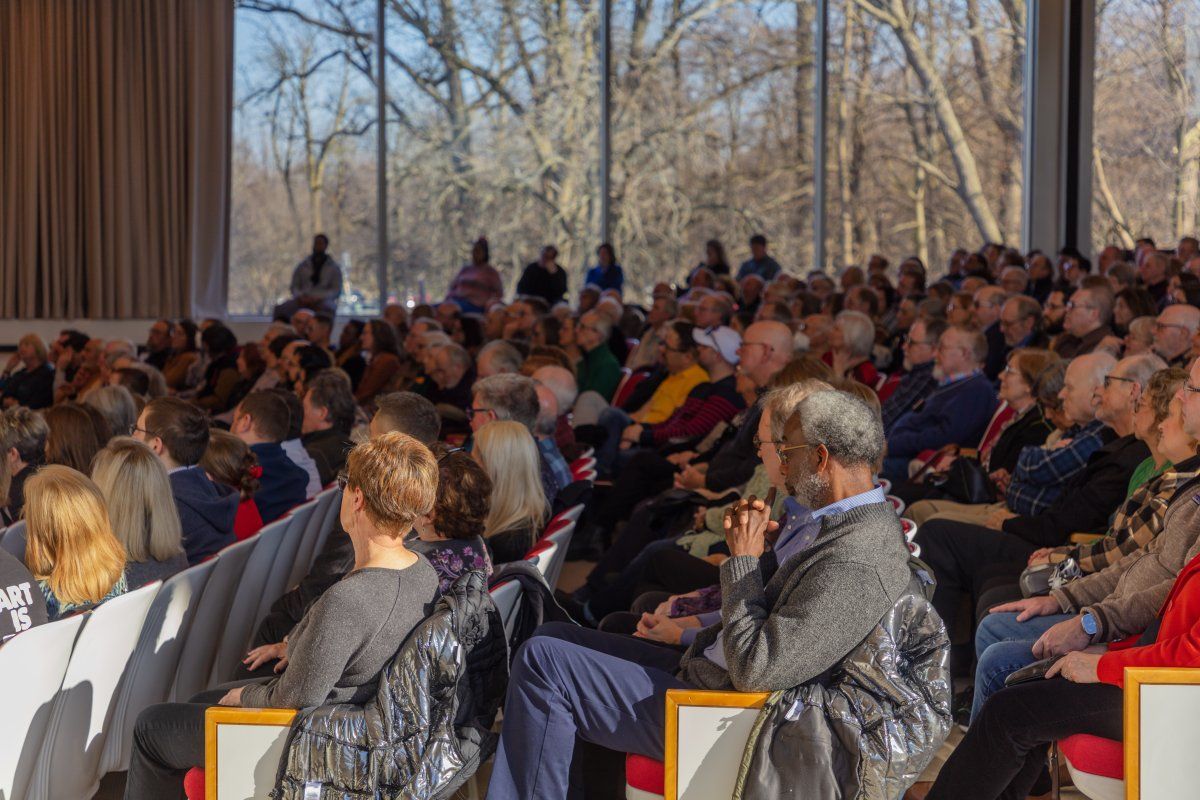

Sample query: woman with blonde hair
[92,437,188,590]
[25,465,127,619]
[126,432,441,798]
[200,428,264,540]
[472,420,549,564]
[0,333,54,409]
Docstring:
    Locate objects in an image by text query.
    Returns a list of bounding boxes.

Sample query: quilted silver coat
[732,572,952,800]
[272,570,507,799]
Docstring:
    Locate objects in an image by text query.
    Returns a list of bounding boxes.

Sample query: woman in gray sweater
[124,432,442,800]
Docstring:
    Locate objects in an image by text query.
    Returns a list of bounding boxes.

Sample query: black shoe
[951,685,974,729]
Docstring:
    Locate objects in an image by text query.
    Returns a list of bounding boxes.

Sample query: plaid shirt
[1005,420,1108,516]
[881,361,938,434]
[1052,463,1200,574]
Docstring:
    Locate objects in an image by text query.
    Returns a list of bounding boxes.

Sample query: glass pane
[825,0,1025,273]
[230,1,380,317]
[1092,0,1200,252]
[384,0,601,307]
[609,0,817,297]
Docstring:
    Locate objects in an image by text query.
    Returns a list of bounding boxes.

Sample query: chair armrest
[205,707,298,800]
[1125,667,1200,799]
[1069,532,1103,545]
[663,690,769,800]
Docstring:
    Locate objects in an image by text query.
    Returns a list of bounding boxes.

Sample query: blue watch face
[1081,612,1097,635]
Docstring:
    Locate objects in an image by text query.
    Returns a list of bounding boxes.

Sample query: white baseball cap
[693,325,741,365]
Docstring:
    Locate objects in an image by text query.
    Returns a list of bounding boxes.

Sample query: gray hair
[764,379,834,441]
[792,390,885,469]
[835,311,875,358]
[478,340,524,374]
[84,385,138,437]
[473,373,540,431]
[435,343,473,371]
[532,365,578,414]
[581,311,614,340]
[1116,353,1168,388]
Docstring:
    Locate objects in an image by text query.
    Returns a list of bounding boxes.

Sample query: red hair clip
[248,465,263,479]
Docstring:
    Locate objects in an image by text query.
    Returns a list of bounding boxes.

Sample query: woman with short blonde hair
[92,438,187,590]
[25,465,127,619]
[472,420,548,564]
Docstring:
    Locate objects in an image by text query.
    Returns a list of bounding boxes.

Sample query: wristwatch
[1080,610,1098,637]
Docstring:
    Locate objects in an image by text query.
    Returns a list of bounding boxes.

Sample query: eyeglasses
[437,446,464,463]
[1065,301,1094,312]
[1155,322,1192,333]
[336,470,349,491]
[752,435,782,450]
[776,442,815,466]
[1103,375,1136,389]
[466,407,494,419]
[132,426,153,438]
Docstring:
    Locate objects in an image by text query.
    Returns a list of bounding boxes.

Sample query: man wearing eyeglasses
[1053,286,1114,359]
[971,286,1010,381]
[881,318,946,434]
[1151,304,1200,369]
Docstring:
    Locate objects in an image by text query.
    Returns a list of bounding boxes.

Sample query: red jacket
[1098,550,1200,686]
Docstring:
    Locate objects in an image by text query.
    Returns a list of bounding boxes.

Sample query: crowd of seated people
[3,232,1200,798]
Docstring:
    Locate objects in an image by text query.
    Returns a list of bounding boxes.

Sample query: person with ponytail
[200,429,265,540]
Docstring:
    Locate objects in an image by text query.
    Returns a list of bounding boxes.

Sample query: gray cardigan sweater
[679,501,912,692]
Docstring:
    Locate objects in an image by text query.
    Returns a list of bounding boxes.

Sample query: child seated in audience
[200,428,265,539]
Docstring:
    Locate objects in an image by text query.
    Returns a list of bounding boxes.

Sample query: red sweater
[1098,550,1200,686]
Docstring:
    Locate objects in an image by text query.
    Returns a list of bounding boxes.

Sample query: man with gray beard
[485,390,915,799]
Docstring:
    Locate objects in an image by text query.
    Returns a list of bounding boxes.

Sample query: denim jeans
[970,610,1074,721]
[595,407,634,476]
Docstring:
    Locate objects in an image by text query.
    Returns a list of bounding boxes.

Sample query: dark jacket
[1,362,54,409]
[733,570,951,800]
[301,427,353,487]
[887,372,997,459]
[1001,433,1150,547]
[516,262,568,306]
[171,467,238,565]
[986,404,1054,475]
[704,402,763,493]
[489,560,575,659]
[273,570,507,800]
[1053,325,1114,360]
[249,442,309,524]
[982,322,1009,382]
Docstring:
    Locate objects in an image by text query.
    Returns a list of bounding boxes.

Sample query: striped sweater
[637,374,746,447]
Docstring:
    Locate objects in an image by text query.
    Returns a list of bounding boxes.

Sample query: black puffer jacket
[733,571,952,800]
[272,570,507,799]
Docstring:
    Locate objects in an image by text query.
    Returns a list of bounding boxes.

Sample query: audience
[25,465,128,619]
[230,391,309,523]
[134,397,237,564]
[200,428,265,540]
[408,444,493,593]
[269,387,322,498]
[1,334,54,409]
[91,437,188,589]
[354,319,403,405]
[0,406,47,524]
[472,420,549,564]
[42,403,106,473]
[300,370,355,486]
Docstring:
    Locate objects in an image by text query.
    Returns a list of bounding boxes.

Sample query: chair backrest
[29,581,160,800]
[305,488,343,575]
[101,558,218,774]
[0,615,85,800]
[489,580,523,645]
[544,522,575,588]
[1,519,27,561]
[172,536,259,701]
[529,541,558,581]
[557,504,585,524]
[250,503,316,635]
[208,516,290,686]
[287,488,339,589]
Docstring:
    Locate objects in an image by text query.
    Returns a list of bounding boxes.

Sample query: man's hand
[984,507,1016,530]
[1027,547,1054,566]
[692,506,708,530]
[675,464,707,490]
[723,490,778,559]
[635,613,687,645]
[989,595,1063,622]
[1045,651,1102,684]
[989,468,1011,494]
[620,424,644,450]
[667,451,696,467]
[1032,615,1092,659]
[218,686,245,707]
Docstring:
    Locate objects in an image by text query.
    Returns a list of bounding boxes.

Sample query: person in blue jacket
[230,391,310,524]
[585,243,624,294]
[883,324,997,483]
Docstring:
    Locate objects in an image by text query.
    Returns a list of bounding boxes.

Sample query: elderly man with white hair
[825,310,880,388]
[532,365,579,451]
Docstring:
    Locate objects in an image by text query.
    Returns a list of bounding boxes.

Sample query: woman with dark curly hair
[409,444,493,593]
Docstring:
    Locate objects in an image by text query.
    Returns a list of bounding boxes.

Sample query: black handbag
[941,457,994,504]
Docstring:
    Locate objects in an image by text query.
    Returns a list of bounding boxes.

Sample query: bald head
[1060,351,1117,426]
[532,365,578,416]
[739,321,797,388]
[533,383,559,438]
[1153,303,1200,362]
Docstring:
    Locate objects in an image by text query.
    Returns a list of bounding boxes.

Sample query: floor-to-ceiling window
[1091,0,1200,251]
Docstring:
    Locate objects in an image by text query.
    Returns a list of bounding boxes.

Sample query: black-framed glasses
[437,446,465,463]
[466,407,493,419]
[132,426,153,438]
[1103,375,1136,389]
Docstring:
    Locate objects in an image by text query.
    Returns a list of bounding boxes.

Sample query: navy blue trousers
[486,622,693,800]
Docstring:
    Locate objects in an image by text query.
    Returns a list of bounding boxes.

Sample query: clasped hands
[722,489,778,559]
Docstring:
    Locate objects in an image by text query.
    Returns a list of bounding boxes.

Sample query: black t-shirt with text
[0,549,48,642]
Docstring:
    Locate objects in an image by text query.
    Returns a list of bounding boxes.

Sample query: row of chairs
[0,488,342,800]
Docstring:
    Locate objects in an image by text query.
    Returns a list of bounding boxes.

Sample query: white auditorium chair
[527,539,559,584]
[286,487,340,588]
[305,488,343,574]
[556,503,586,525]
[1060,666,1200,800]
[543,521,575,588]
[625,690,768,800]
[490,580,523,645]
[250,501,317,634]
[27,581,160,800]
[1,519,27,561]
[209,516,290,686]
[172,537,259,701]
[101,558,218,774]
[0,615,85,800]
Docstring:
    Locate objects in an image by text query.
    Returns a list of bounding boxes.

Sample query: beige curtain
[0,0,232,319]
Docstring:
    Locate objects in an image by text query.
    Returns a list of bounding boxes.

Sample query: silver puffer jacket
[732,571,952,800]
[272,570,508,800]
